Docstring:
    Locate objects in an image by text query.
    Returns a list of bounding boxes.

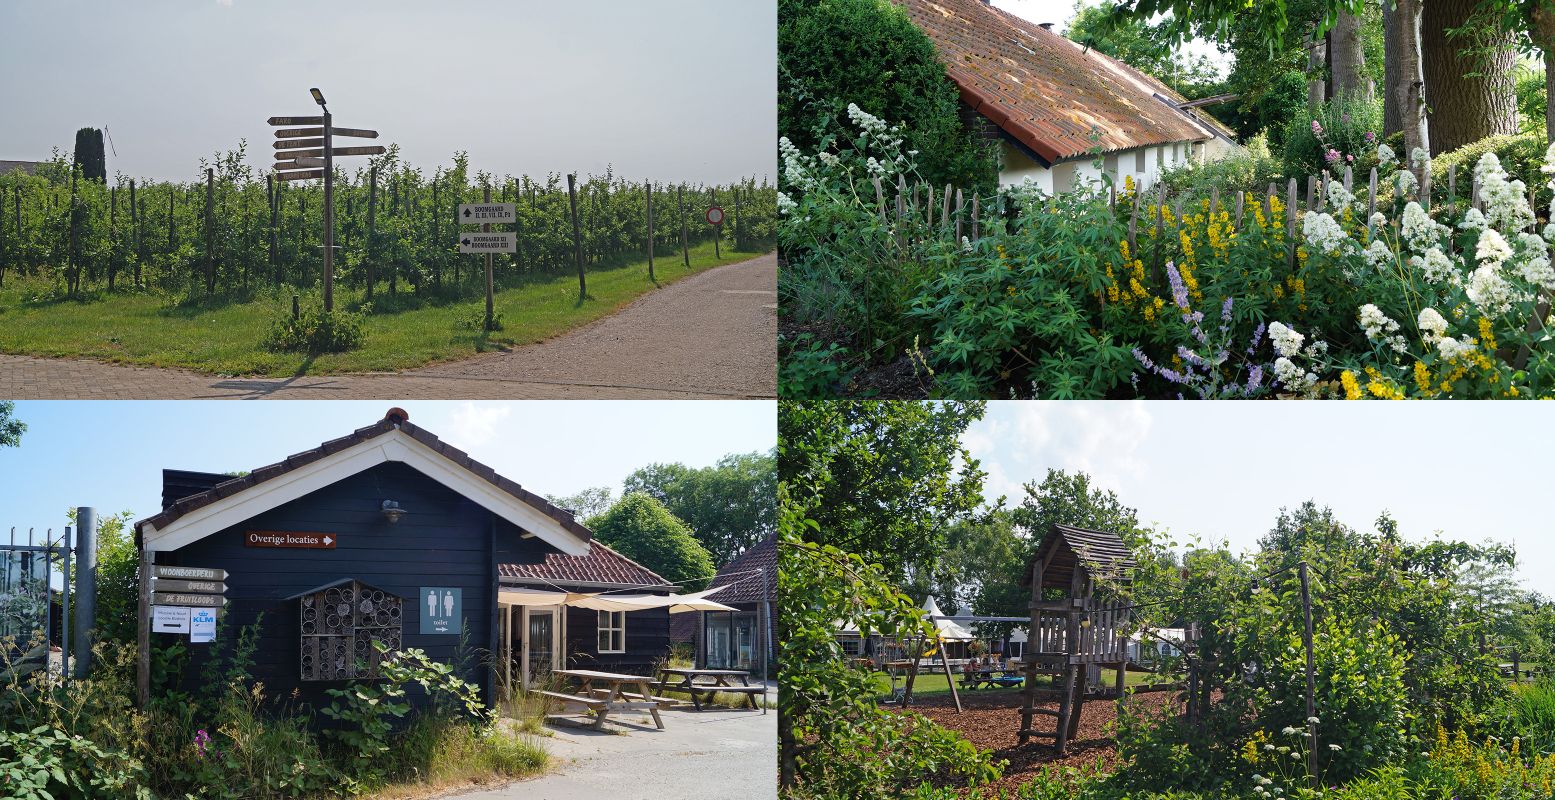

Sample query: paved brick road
[0,254,775,400]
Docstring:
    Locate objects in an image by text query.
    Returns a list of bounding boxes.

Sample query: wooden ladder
[1016,662,1086,753]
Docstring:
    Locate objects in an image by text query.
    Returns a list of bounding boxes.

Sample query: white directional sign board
[459,203,517,224]
[152,606,191,634]
[458,232,517,253]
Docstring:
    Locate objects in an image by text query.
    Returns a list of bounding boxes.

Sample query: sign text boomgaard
[245,530,338,549]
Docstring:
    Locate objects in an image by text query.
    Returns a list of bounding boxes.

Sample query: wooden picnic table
[538,668,669,730]
[960,669,1024,690]
[656,667,763,710]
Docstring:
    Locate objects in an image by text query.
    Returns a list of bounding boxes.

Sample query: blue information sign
[419,587,462,635]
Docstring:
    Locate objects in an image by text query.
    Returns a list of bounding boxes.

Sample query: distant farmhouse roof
[897,0,1233,164]
[0,160,43,176]
[500,543,672,589]
[707,533,776,604]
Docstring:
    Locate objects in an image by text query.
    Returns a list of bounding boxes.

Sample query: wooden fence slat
[1286,178,1298,270]
[941,183,952,238]
[972,194,980,241]
[1448,165,1457,214]
[955,187,964,242]
[1234,190,1245,230]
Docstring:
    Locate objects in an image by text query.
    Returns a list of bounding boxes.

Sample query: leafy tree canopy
[622,450,776,567]
[0,401,24,447]
[779,400,986,578]
[546,486,615,522]
[588,493,716,591]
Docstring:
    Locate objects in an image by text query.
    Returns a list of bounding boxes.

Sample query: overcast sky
[965,402,1555,598]
[0,400,775,546]
[0,0,775,185]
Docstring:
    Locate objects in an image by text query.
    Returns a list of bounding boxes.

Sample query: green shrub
[1512,679,1555,757]
[1159,133,1285,197]
[0,726,151,799]
[589,493,715,590]
[778,333,857,397]
[262,303,368,353]
[1429,131,1548,210]
[455,304,504,332]
[1280,94,1384,179]
[778,0,997,193]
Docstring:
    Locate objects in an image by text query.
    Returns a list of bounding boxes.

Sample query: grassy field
[0,241,763,376]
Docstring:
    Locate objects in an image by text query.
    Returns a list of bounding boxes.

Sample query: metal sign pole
[484,184,494,329]
[323,109,334,312]
[73,506,95,678]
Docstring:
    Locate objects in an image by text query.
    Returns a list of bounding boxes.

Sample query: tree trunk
[1534,5,1555,145]
[1330,9,1372,102]
[1383,0,1402,136]
[1395,0,1430,176]
[1422,0,1518,154]
[1307,33,1328,111]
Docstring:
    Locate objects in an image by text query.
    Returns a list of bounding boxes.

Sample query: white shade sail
[923,596,976,641]
[499,585,738,614]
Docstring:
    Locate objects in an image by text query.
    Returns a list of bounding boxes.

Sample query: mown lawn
[0,241,764,376]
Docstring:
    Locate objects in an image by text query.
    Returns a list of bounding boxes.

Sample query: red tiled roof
[898,0,1228,162]
[708,533,776,604]
[500,542,672,589]
[135,408,592,543]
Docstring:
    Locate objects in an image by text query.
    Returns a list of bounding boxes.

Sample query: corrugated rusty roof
[499,542,672,589]
[898,0,1229,162]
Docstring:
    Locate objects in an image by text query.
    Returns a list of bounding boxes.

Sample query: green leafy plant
[262,302,368,353]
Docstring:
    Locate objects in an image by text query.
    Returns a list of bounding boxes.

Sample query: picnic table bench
[544,669,666,730]
[959,669,1025,690]
[656,667,762,710]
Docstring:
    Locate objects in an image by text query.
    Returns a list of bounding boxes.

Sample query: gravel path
[0,254,775,400]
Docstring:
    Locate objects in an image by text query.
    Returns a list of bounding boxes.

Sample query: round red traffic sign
[706,205,725,226]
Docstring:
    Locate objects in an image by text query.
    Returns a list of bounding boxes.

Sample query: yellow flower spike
[1340,370,1362,399]
[1413,362,1431,394]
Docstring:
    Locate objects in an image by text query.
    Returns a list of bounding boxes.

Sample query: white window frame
[597,610,626,654]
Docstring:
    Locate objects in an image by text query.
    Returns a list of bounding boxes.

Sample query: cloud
[216,0,233,6]
[447,402,511,449]
[964,401,1154,506]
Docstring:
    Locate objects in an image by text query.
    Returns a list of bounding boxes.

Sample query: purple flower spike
[1311,120,1323,136]
[1220,297,1234,322]
[1165,260,1189,309]
[1246,365,1264,392]
[1246,322,1266,355]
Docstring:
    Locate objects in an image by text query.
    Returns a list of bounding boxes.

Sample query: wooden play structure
[1018,523,1141,753]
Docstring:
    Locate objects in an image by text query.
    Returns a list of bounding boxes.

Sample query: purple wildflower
[1165,260,1189,309]
[1220,297,1234,322]
[195,729,211,759]
[1311,120,1323,136]
[1132,347,1154,370]
[1177,346,1206,368]
[1245,322,1266,355]
[1364,131,1376,144]
[1246,365,1264,392]
[1324,148,1341,164]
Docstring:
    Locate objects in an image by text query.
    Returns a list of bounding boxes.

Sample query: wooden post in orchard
[1298,562,1319,790]
[568,173,585,298]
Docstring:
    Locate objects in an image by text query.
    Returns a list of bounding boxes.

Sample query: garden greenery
[779,105,1555,398]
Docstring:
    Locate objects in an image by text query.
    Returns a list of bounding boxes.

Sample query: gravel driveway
[0,253,776,400]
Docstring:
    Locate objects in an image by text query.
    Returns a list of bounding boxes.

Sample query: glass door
[706,613,732,668]
[527,610,555,688]
[734,613,756,670]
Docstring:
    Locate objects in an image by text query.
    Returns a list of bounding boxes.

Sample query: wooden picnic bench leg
[638,682,664,729]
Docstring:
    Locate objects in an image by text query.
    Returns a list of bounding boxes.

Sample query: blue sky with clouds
[964,401,1555,598]
[0,0,775,184]
[0,400,775,545]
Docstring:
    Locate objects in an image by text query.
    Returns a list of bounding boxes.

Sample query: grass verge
[0,241,766,376]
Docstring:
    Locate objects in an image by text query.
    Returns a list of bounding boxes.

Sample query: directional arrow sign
[331,145,386,157]
[330,127,379,139]
[245,530,338,548]
[153,593,229,608]
[274,127,325,138]
[274,169,324,182]
[458,203,516,224]
[154,565,227,581]
[274,157,326,170]
[153,578,227,594]
[274,138,326,150]
[268,115,324,126]
[458,232,517,253]
[275,148,325,160]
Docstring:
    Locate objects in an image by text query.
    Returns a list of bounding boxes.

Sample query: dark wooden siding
[160,462,552,714]
[564,604,672,677]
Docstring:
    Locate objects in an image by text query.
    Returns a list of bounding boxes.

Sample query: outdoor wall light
[310,87,327,107]
[380,500,407,524]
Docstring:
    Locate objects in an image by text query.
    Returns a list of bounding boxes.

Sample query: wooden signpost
[139,561,230,704]
[457,195,517,330]
[268,89,386,312]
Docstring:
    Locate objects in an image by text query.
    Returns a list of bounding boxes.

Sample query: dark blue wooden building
[134,408,674,712]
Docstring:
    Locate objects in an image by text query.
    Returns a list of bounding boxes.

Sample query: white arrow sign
[458,203,516,224]
[458,232,517,253]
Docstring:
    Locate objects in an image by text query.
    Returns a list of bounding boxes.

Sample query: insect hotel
[1018,523,1137,753]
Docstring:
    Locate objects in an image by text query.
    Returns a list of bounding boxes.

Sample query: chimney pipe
[1039,22,1054,30]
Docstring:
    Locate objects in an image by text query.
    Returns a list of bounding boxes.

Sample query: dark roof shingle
[499,542,671,588]
[707,533,776,604]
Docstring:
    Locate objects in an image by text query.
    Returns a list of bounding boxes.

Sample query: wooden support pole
[1286,178,1298,270]
[1298,562,1318,789]
[710,188,720,259]
[136,551,151,708]
[646,180,655,282]
[321,109,334,311]
[568,173,585,298]
[679,184,689,267]
[205,167,215,295]
[484,182,495,330]
[366,167,377,299]
[939,639,963,713]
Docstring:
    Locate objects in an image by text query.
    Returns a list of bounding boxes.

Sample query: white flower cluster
[846,103,888,138]
[1466,260,1516,317]
[1476,228,1512,268]
[1363,239,1393,272]
[1326,180,1355,214]
[1474,152,1536,233]
[1417,307,1448,344]
[1269,321,1304,358]
[1268,322,1323,392]
[1395,168,1418,199]
[1459,207,1487,232]
[1302,211,1348,255]
[1368,211,1387,232]
[1410,248,1458,286]
[778,136,817,193]
[1516,232,1555,290]
[1358,304,1407,353]
[1399,202,1444,254]
[1411,147,1429,168]
[1377,143,1397,166]
[776,192,797,215]
[1437,335,1476,361]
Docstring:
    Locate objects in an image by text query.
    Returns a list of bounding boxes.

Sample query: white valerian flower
[1417,307,1449,343]
[1272,357,1310,391]
[960,235,973,253]
[1411,147,1429,168]
[1460,207,1487,232]
[1281,726,1300,736]
[1466,261,1515,316]
[1363,239,1393,271]
[1438,336,1476,361]
[1302,211,1348,255]
[776,192,797,215]
[1542,141,1555,175]
[1359,304,1407,352]
[1269,321,1305,358]
[1326,180,1355,214]
[1306,716,1321,724]
[1477,228,1512,268]
[1518,254,1555,290]
[1400,202,1439,253]
[1368,211,1387,231]
[1329,743,1343,751]
[1476,152,1537,232]
[1395,168,1418,198]
[846,103,887,136]
[1377,143,1397,166]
